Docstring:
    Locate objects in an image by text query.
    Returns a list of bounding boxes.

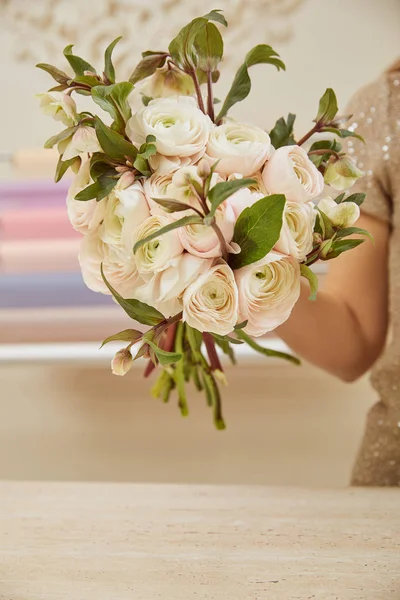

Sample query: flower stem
[212,223,229,262]
[206,70,215,122]
[203,333,223,373]
[297,123,319,147]
[189,68,206,114]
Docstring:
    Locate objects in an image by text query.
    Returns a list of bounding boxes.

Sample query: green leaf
[334,192,346,204]
[151,369,175,403]
[63,45,96,77]
[133,155,151,177]
[324,238,365,260]
[89,153,114,181]
[141,94,153,106]
[342,192,366,207]
[145,339,182,366]
[235,329,300,366]
[100,264,164,326]
[100,328,143,348]
[75,174,117,201]
[316,88,338,124]
[129,52,168,85]
[168,9,227,70]
[321,126,365,143]
[193,22,224,71]
[92,82,133,130]
[36,63,71,85]
[234,320,248,330]
[216,45,285,121]
[72,74,101,88]
[207,178,257,219]
[229,194,286,270]
[212,333,243,345]
[94,116,137,162]
[269,113,296,149]
[335,227,374,243]
[133,215,203,254]
[151,198,200,213]
[104,36,122,83]
[300,264,318,301]
[55,155,78,183]
[44,126,77,149]
[316,208,335,239]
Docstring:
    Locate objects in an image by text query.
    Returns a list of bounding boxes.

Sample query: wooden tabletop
[1,482,399,599]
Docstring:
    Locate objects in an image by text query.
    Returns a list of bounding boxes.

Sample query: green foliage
[335,227,374,243]
[145,338,183,366]
[54,155,78,183]
[63,45,96,77]
[36,63,71,85]
[300,264,318,301]
[321,126,365,143]
[133,135,157,176]
[92,82,133,131]
[229,194,286,270]
[100,329,143,348]
[173,322,189,416]
[235,329,300,365]
[72,74,101,88]
[74,174,117,201]
[133,215,204,254]
[94,116,137,162]
[151,369,176,403]
[206,178,256,220]
[44,126,77,149]
[212,336,236,364]
[168,9,227,70]
[129,51,168,85]
[100,264,164,326]
[316,88,338,124]
[323,238,365,259]
[269,113,296,149]
[216,45,285,121]
[151,198,200,213]
[316,208,335,239]
[194,22,224,72]
[104,36,122,83]
[342,192,366,206]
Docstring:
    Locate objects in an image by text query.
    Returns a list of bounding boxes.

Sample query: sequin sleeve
[343,77,392,224]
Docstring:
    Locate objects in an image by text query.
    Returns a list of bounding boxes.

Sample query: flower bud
[111,348,133,376]
[117,171,136,190]
[141,66,195,99]
[324,156,363,191]
[197,159,211,179]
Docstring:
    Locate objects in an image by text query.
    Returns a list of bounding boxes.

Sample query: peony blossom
[317,196,360,228]
[127,96,212,161]
[178,201,237,259]
[66,159,106,234]
[324,156,364,191]
[101,181,150,255]
[135,253,213,317]
[60,126,102,161]
[235,251,300,336]
[133,215,184,275]
[275,201,316,261]
[262,145,324,203]
[38,91,78,127]
[111,348,133,376]
[182,262,239,335]
[204,122,273,177]
[79,231,143,298]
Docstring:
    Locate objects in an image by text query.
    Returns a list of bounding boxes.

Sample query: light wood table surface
[0,482,399,599]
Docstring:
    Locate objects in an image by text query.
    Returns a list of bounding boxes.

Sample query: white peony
[262,145,324,203]
[275,201,316,261]
[133,215,184,275]
[235,251,300,336]
[38,92,78,127]
[60,126,102,161]
[66,159,106,234]
[317,196,360,228]
[182,261,239,335]
[127,96,212,161]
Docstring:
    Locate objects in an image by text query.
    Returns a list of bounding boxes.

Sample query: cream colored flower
[141,66,195,99]
[111,348,133,376]
[235,251,300,336]
[66,159,106,234]
[60,126,102,161]
[275,201,316,261]
[143,173,174,215]
[318,196,360,228]
[133,215,183,275]
[38,92,78,127]
[204,122,272,177]
[183,262,239,335]
[262,145,324,203]
[324,157,364,191]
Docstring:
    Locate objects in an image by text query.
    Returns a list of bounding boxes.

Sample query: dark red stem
[203,332,223,373]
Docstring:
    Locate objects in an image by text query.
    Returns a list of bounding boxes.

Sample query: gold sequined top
[344,69,400,486]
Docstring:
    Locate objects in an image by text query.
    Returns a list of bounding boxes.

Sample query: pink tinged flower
[262,145,324,203]
[133,215,184,275]
[182,262,239,336]
[204,122,273,177]
[274,201,316,261]
[235,251,301,337]
[111,348,133,376]
[61,126,102,161]
[143,173,174,215]
[66,159,106,234]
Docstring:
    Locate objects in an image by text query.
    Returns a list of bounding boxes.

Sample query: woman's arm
[278,212,390,381]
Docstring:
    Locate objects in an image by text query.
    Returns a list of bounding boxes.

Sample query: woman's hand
[278,212,390,381]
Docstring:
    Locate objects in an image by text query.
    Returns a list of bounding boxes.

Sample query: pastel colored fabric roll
[0,238,81,273]
[0,206,79,241]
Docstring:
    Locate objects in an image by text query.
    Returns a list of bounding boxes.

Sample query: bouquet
[37,9,370,428]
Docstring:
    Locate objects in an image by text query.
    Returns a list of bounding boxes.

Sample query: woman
[279,61,400,486]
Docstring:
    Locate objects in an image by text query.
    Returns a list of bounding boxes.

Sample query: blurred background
[0,0,399,487]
